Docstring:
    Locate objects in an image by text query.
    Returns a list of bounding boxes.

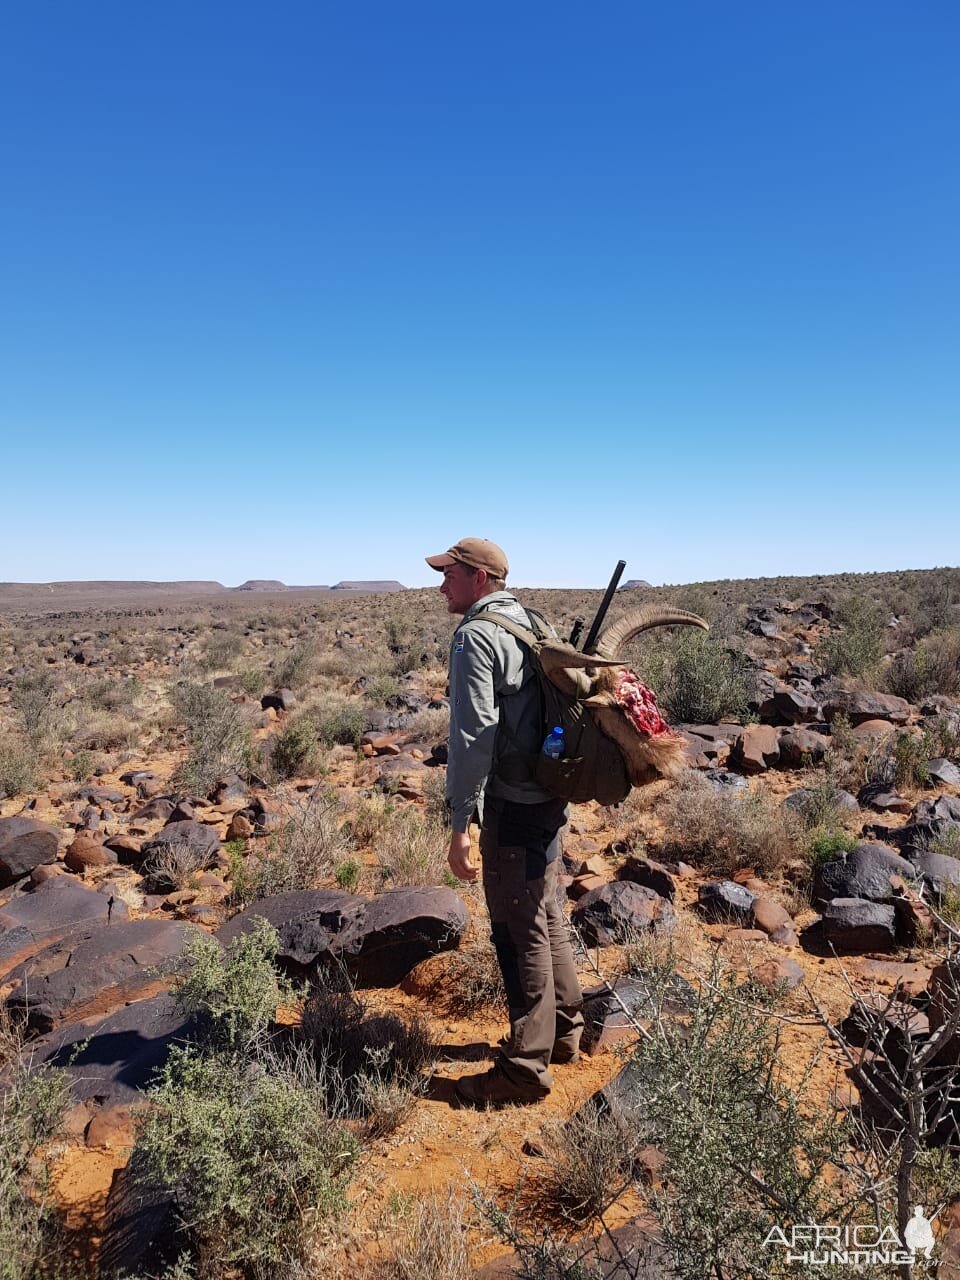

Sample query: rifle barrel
[582,560,626,653]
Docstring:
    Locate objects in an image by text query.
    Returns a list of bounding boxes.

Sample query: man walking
[425,537,583,1108]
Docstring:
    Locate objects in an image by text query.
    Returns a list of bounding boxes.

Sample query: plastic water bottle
[542,725,565,759]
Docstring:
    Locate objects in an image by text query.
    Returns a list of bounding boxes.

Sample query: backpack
[474,608,633,806]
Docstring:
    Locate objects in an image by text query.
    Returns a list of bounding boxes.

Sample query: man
[425,537,584,1108]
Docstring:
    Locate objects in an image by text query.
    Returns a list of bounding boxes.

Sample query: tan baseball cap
[425,537,509,578]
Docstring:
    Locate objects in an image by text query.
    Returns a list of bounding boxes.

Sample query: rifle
[581,560,626,654]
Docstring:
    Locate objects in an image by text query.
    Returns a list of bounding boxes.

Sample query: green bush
[170,681,254,796]
[172,918,290,1052]
[0,738,39,800]
[885,628,960,701]
[134,1048,358,1278]
[11,670,59,747]
[643,630,750,725]
[268,714,324,780]
[0,1022,71,1280]
[815,594,884,677]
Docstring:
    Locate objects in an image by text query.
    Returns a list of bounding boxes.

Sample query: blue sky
[1,2,957,588]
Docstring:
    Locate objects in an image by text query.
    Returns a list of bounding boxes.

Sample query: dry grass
[372,804,450,888]
[658,770,801,876]
[362,1188,473,1280]
[537,1104,638,1224]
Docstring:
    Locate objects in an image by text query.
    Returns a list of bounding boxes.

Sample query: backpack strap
[465,608,540,650]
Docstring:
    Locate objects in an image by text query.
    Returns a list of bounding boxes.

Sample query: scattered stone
[0,877,129,979]
[132,797,176,823]
[261,688,296,712]
[30,863,68,886]
[581,972,695,1055]
[772,687,821,724]
[907,848,960,902]
[64,835,118,872]
[812,842,915,906]
[857,783,912,814]
[750,957,804,993]
[777,728,830,768]
[226,813,254,841]
[572,881,675,946]
[86,1104,138,1152]
[731,724,780,772]
[701,768,749,792]
[616,856,676,902]
[821,898,897,952]
[927,758,960,787]
[208,773,248,804]
[823,689,912,727]
[697,880,756,924]
[770,923,799,947]
[141,820,221,866]
[0,817,60,888]
[569,873,607,899]
[751,896,793,937]
[103,835,142,864]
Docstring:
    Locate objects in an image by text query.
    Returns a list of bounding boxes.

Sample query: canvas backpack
[472,607,632,807]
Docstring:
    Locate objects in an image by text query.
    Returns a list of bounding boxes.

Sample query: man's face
[440,561,487,615]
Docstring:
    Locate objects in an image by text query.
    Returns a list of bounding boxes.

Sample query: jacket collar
[461,591,517,624]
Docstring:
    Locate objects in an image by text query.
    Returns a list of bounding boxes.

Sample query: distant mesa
[330,581,405,593]
[232,580,405,593]
[620,579,653,590]
[233,580,295,592]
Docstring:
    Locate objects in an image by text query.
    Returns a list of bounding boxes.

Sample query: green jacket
[446,591,552,833]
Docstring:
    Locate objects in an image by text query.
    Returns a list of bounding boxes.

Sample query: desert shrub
[631,961,853,1280]
[658,772,800,876]
[71,708,141,752]
[82,674,142,714]
[885,628,960,701]
[239,789,352,900]
[421,769,450,827]
[344,794,398,846]
[134,1047,358,1279]
[864,728,933,791]
[640,630,750,725]
[301,982,433,1134]
[538,1105,637,1225]
[441,929,507,1016]
[404,705,449,743]
[363,674,401,706]
[141,841,213,895]
[199,629,245,672]
[268,714,325,781]
[0,737,39,799]
[170,681,254,795]
[807,829,859,869]
[334,857,362,890]
[63,747,97,782]
[316,700,367,748]
[0,1021,71,1280]
[11,669,59,747]
[271,642,318,690]
[364,1188,472,1280]
[372,805,449,887]
[235,664,267,698]
[172,919,289,1052]
[815,594,884,677]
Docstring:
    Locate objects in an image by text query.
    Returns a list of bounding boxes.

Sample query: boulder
[777,728,830,768]
[701,768,749,793]
[812,842,915,906]
[822,689,911,727]
[772,687,822,725]
[856,783,911,814]
[907,848,960,902]
[821,898,897,952]
[581,972,695,1055]
[751,896,793,937]
[697,880,756,924]
[6,918,204,1034]
[261,688,296,712]
[750,957,804,993]
[731,725,780,773]
[0,817,60,887]
[0,877,129,979]
[64,835,118,872]
[927,758,960,787]
[208,773,249,804]
[218,886,466,987]
[141,820,221,866]
[98,1152,180,1279]
[615,856,676,902]
[572,882,675,946]
[132,797,176,823]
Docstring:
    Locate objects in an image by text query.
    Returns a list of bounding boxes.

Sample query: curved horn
[592,607,709,658]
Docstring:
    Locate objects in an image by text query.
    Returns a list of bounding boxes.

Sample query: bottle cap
[552,726,563,734]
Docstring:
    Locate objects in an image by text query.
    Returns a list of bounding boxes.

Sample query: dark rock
[572,882,675,946]
[822,688,912,727]
[821,898,897,952]
[777,728,830,768]
[616,856,676,902]
[64,836,117,872]
[812,842,915,906]
[697,880,756,924]
[345,887,468,986]
[98,1151,181,1280]
[927,758,960,787]
[208,773,248,803]
[581,972,695,1055]
[0,877,129,979]
[132,797,176,823]
[78,786,124,805]
[6,919,204,1035]
[907,849,960,903]
[119,770,159,787]
[701,768,749,792]
[141,820,220,865]
[167,801,196,824]
[104,835,142,865]
[731,725,780,773]
[0,817,60,888]
[218,886,467,987]
[772,687,822,724]
[32,993,191,1108]
[857,782,912,814]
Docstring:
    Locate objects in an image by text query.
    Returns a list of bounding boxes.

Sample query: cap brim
[425,553,458,570]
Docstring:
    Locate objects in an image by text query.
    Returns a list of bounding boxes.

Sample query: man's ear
[474,568,489,592]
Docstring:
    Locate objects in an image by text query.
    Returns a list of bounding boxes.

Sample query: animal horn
[591,607,709,658]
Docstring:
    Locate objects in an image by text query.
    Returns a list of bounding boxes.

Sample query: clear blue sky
[1,2,957,589]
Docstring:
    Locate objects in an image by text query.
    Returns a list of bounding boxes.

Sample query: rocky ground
[1,569,959,1278]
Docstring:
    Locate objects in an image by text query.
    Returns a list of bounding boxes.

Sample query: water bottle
[542,725,565,759]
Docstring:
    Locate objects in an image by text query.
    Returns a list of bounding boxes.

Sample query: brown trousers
[479,795,584,1090]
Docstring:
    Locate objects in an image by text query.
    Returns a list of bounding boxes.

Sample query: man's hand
[447,831,479,882]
